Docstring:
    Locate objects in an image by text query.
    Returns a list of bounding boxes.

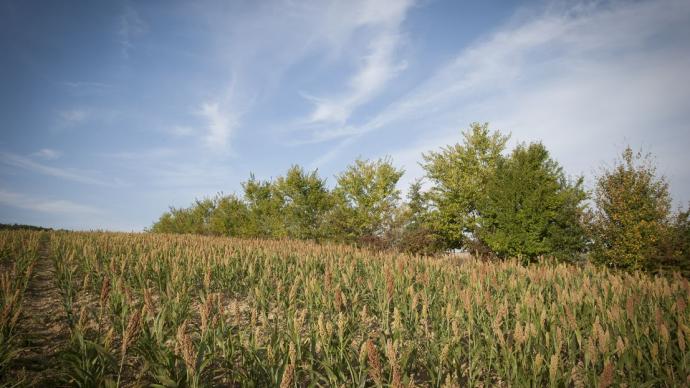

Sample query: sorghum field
[1,230,689,387]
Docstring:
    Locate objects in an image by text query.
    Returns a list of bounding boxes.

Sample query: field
[1,230,689,387]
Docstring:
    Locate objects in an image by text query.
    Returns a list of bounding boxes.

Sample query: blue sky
[1,0,689,231]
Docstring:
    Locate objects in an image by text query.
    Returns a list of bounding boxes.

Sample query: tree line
[150,123,689,273]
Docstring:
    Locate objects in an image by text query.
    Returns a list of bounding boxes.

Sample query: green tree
[396,180,441,255]
[654,205,690,275]
[274,165,332,240]
[589,147,671,270]
[479,142,587,261]
[242,174,286,238]
[330,157,404,245]
[188,198,216,235]
[150,198,215,235]
[422,123,509,250]
[208,194,251,237]
[150,211,177,233]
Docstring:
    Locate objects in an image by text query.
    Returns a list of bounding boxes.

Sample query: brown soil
[10,233,70,386]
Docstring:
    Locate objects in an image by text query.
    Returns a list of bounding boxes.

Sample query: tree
[589,147,671,270]
[150,198,215,235]
[242,174,286,238]
[330,157,404,245]
[422,123,509,250]
[273,165,332,240]
[478,142,587,261]
[208,194,251,237]
[395,180,441,255]
[150,211,177,233]
[655,205,690,275]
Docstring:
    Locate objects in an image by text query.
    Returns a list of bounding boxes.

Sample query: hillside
[1,230,688,386]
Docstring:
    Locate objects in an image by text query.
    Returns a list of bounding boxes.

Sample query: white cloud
[0,190,101,215]
[197,101,240,151]
[307,33,408,124]
[118,4,147,58]
[101,147,178,161]
[310,0,690,204]
[304,0,413,125]
[61,81,114,96]
[58,108,89,125]
[31,148,62,160]
[0,152,124,187]
[173,0,416,149]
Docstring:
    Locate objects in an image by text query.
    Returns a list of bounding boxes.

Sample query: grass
[1,230,688,387]
[0,230,39,385]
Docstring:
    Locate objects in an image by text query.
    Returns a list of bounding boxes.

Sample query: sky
[1,0,689,231]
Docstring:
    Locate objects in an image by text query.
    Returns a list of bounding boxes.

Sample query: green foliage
[149,198,216,236]
[395,181,441,255]
[27,231,690,386]
[274,166,333,240]
[150,166,334,242]
[58,331,116,388]
[479,142,588,261]
[589,147,672,270]
[208,195,250,237]
[241,174,286,238]
[329,157,404,245]
[147,123,688,273]
[666,207,690,274]
[422,122,509,250]
[653,206,690,276]
[0,231,40,384]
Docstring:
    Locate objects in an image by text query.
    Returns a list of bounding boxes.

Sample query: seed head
[513,321,526,346]
[280,363,294,388]
[678,328,686,353]
[176,321,197,375]
[625,295,635,321]
[337,312,347,340]
[288,342,297,365]
[570,361,585,388]
[366,339,382,385]
[616,336,626,356]
[99,277,111,308]
[534,353,544,373]
[599,362,614,388]
[121,307,142,356]
[549,354,559,384]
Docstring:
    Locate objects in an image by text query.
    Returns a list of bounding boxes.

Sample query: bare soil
[10,234,70,386]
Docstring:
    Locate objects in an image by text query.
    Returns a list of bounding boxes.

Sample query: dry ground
[8,234,70,386]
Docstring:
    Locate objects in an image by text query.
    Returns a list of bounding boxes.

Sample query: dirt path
[11,233,70,386]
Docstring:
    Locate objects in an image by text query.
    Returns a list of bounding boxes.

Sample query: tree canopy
[150,124,689,272]
[422,122,508,250]
[479,142,587,261]
[329,157,404,245]
[589,147,673,270]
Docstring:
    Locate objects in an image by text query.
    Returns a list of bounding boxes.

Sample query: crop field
[0,230,689,387]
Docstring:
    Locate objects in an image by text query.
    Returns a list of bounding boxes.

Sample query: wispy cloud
[57,108,89,126]
[118,4,146,58]
[55,107,120,128]
[303,0,413,126]
[0,189,101,214]
[100,147,178,161]
[310,0,690,189]
[0,152,125,187]
[174,0,415,151]
[197,101,240,151]
[30,148,62,160]
[60,81,114,96]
